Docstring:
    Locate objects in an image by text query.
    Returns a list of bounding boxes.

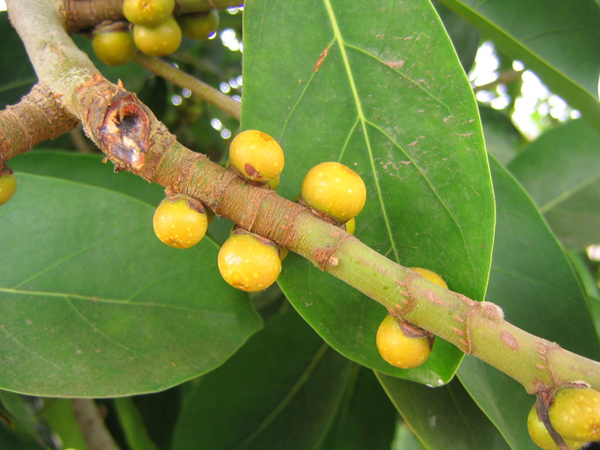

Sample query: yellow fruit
[0,169,17,206]
[527,403,586,450]
[229,130,285,184]
[133,16,182,57]
[92,24,137,66]
[410,267,448,289]
[123,0,175,26]
[218,232,281,292]
[301,162,366,223]
[549,388,600,442]
[153,195,208,249]
[376,315,431,369]
[177,10,220,40]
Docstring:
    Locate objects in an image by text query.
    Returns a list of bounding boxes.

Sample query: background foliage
[1,0,600,448]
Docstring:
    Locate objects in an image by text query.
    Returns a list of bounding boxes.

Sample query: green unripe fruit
[527,404,585,450]
[410,267,448,289]
[229,130,285,184]
[133,17,182,57]
[549,387,600,442]
[92,23,137,66]
[123,0,175,26]
[153,195,208,249]
[177,10,220,40]
[0,168,17,206]
[218,232,281,292]
[301,161,367,223]
[376,315,432,369]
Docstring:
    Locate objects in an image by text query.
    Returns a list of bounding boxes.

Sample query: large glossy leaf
[457,158,600,448]
[438,0,600,130]
[377,374,510,450]
[171,307,354,450]
[479,106,523,166]
[507,119,600,249]
[242,0,494,384]
[0,173,261,397]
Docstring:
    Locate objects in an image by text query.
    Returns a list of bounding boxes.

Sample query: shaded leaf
[438,0,600,130]
[508,119,600,249]
[171,307,354,450]
[377,374,510,449]
[317,367,396,450]
[479,105,523,165]
[0,173,261,397]
[242,0,494,384]
[457,157,600,448]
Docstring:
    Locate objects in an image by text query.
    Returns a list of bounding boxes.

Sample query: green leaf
[438,0,600,130]
[114,397,159,450]
[0,173,261,397]
[40,399,89,450]
[377,374,510,449]
[171,307,354,450]
[0,391,51,448]
[10,151,164,205]
[508,119,600,249]
[479,106,523,165]
[457,158,600,448]
[242,0,494,384]
[317,368,396,450]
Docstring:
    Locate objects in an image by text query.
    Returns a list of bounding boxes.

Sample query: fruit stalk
[7,0,600,395]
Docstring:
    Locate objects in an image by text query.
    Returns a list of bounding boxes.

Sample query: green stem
[7,0,600,396]
[134,53,241,121]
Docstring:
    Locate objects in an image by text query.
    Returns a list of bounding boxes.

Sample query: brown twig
[71,399,120,450]
[0,83,79,164]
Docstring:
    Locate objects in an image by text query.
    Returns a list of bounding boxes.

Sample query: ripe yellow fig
[549,387,600,442]
[92,23,137,66]
[123,0,175,26]
[301,161,366,223]
[153,195,208,249]
[410,267,448,289]
[376,315,432,369]
[228,130,285,184]
[218,232,281,292]
[178,10,220,40]
[133,16,182,57]
[0,168,17,206]
[527,403,585,450]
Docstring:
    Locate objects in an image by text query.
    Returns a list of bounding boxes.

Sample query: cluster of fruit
[527,387,600,449]
[152,129,367,294]
[92,0,220,66]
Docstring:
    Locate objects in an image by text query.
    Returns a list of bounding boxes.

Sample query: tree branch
[7,0,600,397]
[71,399,120,450]
[134,53,241,121]
[0,83,79,164]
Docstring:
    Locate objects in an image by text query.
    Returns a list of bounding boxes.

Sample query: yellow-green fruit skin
[376,315,431,369]
[229,130,285,184]
[123,0,175,26]
[549,388,600,442]
[301,162,367,223]
[93,29,137,66]
[344,217,356,235]
[410,267,448,289]
[153,197,208,249]
[527,404,585,450]
[0,172,17,206]
[178,10,220,40]
[218,233,281,292]
[133,17,182,57]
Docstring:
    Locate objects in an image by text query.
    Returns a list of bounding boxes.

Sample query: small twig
[71,399,120,450]
[134,53,241,121]
[473,69,524,92]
